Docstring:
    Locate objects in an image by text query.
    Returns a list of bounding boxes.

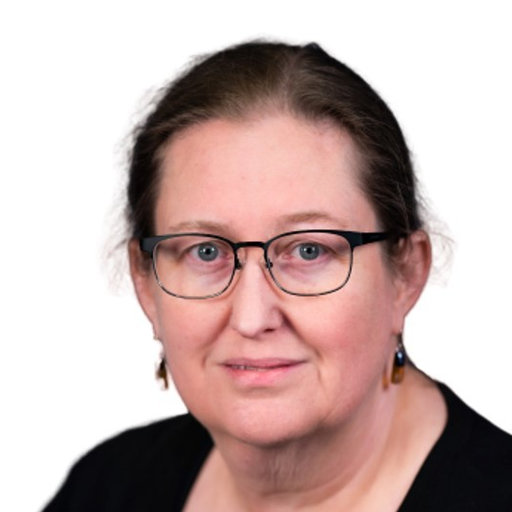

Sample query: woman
[43,41,512,511]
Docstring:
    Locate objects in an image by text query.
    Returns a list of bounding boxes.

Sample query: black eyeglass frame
[140,229,392,299]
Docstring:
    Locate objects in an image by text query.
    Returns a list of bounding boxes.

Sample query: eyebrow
[165,220,231,234]
[165,211,346,237]
[275,211,344,229]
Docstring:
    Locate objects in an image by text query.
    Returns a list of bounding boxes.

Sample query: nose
[228,252,284,339]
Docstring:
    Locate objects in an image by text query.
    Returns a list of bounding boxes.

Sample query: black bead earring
[391,334,406,384]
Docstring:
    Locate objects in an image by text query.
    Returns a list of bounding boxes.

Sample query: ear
[391,230,432,334]
[128,239,160,334]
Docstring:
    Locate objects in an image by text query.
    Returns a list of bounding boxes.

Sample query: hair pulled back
[127,41,423,255]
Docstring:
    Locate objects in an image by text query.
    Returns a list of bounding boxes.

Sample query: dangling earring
[391,333,406,384]
[156,355,169,390]
[153,332,168,390]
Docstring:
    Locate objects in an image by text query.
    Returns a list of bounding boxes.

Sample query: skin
[130,113,446,510]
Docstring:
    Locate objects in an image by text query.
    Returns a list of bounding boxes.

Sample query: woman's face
[133,114,414,446]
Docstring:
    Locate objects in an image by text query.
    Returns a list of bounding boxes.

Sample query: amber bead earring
[156,356,169,390]
[153,333,169,390]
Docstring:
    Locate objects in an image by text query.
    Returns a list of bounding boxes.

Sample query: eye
[196,243,219,262]
[271,235,334,264]
[297,243,322,260]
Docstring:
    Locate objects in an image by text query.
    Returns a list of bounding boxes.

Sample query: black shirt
[42,383,512,511]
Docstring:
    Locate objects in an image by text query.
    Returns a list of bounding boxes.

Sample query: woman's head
[127,41,423,259]
[127,41,431,446]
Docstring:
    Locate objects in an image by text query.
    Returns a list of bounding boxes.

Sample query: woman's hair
[127,41,423,258]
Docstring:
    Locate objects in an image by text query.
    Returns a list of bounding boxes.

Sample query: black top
[42,383,512,511]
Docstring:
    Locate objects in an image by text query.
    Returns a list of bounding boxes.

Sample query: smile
[223,358,303,370]
[230,365,270,371]
[228,364,292,371]
[221,359,306,386]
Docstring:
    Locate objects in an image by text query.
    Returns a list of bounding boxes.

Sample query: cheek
[296,294,392,366]
[154,297,228,391]
[290,271,396,393]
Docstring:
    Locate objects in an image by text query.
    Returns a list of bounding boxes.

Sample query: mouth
[229,364,280,371]
[221,358,305,386]
[223,358,303,370]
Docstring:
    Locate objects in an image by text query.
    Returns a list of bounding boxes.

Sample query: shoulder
[79,413,209,467]
[42,414,212,512]
[439,383,512,473]
[402,383,512,511]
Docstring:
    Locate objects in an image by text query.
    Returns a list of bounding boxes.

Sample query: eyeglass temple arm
[355,231,401,248]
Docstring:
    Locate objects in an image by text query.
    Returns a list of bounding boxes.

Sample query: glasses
[140,229,390,299]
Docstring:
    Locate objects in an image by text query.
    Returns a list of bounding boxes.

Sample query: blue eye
[197,244,219,261]
[298,243,321,260]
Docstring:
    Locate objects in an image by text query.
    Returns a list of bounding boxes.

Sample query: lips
[223,358,302,370]
[221,358,305,386]
[229,365,273,371]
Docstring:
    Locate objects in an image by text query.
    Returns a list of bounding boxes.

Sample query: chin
[204,398,330,449]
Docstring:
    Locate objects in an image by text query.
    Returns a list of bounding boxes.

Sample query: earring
[152,331,167,389]
[156,355,169,390]
[391,333,406,384]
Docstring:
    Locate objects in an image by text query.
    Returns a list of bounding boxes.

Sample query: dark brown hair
[127,41,423,253]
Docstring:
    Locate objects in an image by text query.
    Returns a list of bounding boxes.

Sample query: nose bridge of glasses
[232,241,271,270]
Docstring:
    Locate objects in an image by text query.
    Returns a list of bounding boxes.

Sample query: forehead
[155,114,377,236]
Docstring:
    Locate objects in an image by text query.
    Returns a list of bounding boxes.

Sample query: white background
[1,2,511,510]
